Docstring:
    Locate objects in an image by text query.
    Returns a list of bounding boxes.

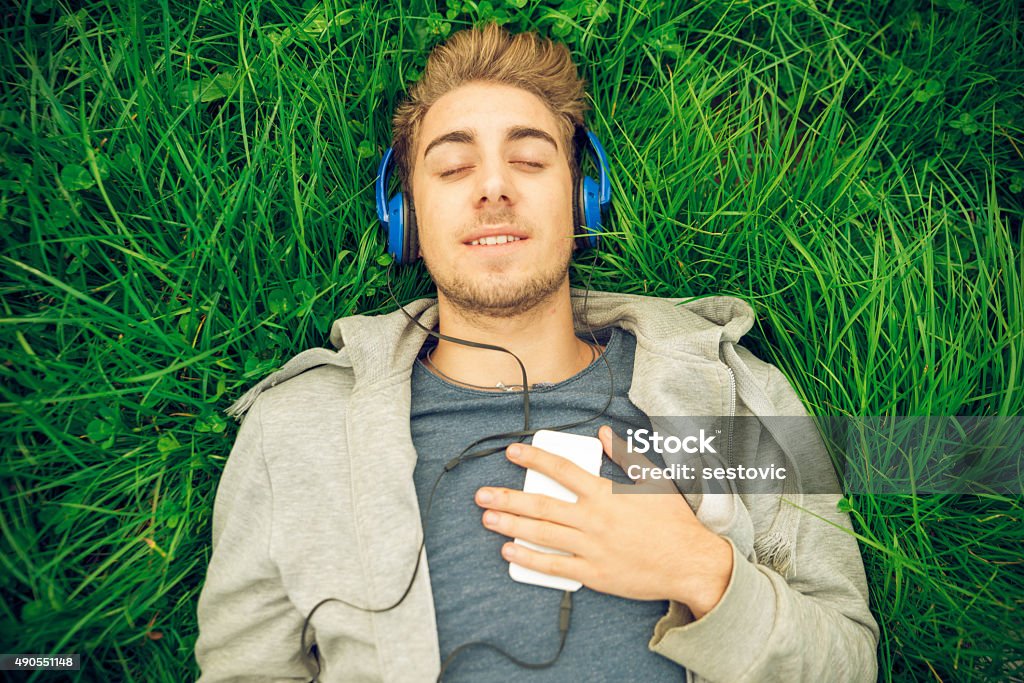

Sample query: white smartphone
[508,429,603,591]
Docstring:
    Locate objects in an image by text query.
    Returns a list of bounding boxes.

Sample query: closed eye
[438,161,546,178]
[439,167,470,178]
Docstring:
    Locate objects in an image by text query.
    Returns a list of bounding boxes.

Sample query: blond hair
[391,22,590,192]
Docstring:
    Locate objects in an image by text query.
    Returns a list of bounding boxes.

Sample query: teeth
[469,235,521,246]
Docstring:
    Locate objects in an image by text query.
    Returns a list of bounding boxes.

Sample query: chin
[433,268,570,319]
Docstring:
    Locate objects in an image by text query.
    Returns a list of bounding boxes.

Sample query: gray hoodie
[195,290,879,682]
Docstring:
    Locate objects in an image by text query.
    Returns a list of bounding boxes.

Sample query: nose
[474,156,515,209]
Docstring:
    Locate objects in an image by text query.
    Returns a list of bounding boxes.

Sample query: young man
[195,23,879,682]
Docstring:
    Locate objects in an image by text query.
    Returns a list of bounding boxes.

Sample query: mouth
[463,225,529,247]
[467,234,526,246]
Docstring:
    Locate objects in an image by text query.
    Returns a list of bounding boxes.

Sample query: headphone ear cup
[572,173,585,251]
[580,175,602,249]
[387,192,406,264]
[404,192,419,264]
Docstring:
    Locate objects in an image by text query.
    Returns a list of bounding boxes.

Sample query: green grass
[1,0,1022,680]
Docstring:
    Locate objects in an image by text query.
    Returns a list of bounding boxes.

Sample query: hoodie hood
[329,290,756,379]
[228,290,757,418]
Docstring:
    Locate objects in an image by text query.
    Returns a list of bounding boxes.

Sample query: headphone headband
[375,147,395,228]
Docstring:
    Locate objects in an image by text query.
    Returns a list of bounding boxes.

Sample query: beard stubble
[421,213,573,320]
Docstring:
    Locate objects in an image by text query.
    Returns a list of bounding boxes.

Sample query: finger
[598,424,623,467]
[483,511,588,555]
[601,426,685,494]
[475,487,583,529]
[501,541,589,582]
[506,443,601,498]
[598,425,660,478]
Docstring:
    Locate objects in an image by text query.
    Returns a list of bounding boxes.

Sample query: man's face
[411,81,575,319]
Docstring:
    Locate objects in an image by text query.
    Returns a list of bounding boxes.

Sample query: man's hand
[475,425,734,618]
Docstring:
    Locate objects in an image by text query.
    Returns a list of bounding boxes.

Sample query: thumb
[598,425,677,493]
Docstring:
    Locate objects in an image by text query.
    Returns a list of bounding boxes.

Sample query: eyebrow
[422,126,559,161]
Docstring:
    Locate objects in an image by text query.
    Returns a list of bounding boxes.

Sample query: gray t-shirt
[411,327,684,681]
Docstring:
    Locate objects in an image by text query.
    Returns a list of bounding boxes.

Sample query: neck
[426,280,595,389]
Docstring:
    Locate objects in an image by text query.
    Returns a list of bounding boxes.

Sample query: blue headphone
[375,127,612,264]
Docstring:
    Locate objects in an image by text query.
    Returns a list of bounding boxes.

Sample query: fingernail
[507,444,522,460]
[502,543,517,558]
[477,488,493,504]
[483,511,498,526]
